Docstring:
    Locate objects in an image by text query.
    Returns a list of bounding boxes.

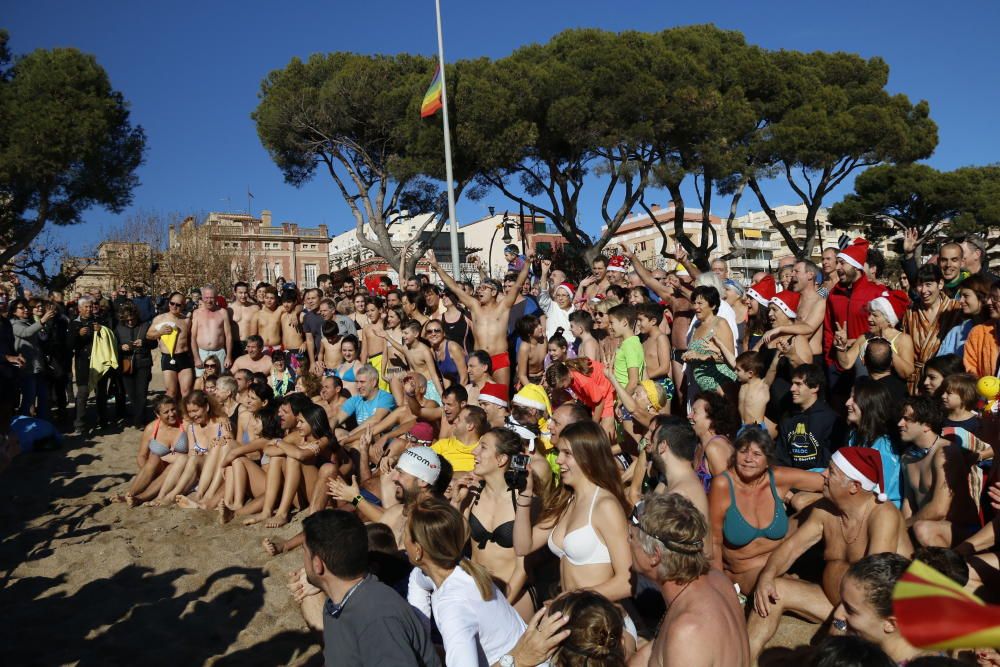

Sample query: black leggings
[120,365,152,427]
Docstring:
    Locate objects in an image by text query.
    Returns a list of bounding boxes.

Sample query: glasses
[204,363,219,369]
[426,329,443,334]
[169,301,184,307]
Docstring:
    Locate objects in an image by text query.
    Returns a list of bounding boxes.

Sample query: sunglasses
[204,364,219,369]
[169,301,184,307]
[426,329,443,334]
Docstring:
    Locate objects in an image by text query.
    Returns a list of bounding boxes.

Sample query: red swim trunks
[490,352,511,372]
[263,344,285,356]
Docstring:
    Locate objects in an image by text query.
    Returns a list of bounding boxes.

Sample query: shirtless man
[147,291,195,398]
[190,285,233,375]
[762,259,827,364]
[464,350,494,405]
[253,286,283,353]
[328,445,448,548]
[821,247,839,293]
[359,372,441,464]
[229,281,259,355]
[428,249,530,388]
[748,447,913,661]
[360,298,387,369]
[230,335,273,375]
[629,493,749,667]
[899,395,983,547]
[575,255,612,305]
[279,292,306,373]
[646,420,710,536]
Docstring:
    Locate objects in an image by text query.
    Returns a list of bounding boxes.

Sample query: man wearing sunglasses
[146,290,195,398]
[629,493,750,667]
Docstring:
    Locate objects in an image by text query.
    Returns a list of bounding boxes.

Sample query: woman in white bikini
[513,420,633,605]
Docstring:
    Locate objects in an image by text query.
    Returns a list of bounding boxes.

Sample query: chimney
[261,210,272,226]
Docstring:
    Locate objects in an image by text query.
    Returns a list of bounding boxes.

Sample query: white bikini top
[547,488,611,566]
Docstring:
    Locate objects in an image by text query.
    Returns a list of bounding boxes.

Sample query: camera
[504,453,532,493]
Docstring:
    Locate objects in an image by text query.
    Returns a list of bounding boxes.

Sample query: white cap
[396,446,442,485]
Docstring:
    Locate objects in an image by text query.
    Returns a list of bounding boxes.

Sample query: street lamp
[487,207,516,278]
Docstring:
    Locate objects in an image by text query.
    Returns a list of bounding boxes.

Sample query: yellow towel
[89,325,119,392]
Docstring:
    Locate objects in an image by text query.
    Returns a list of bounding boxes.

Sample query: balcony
[737,240,779,251]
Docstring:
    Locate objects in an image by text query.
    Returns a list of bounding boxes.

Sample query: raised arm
[427,250,478,311]
[623,250,671,301]
[499,254,532,309]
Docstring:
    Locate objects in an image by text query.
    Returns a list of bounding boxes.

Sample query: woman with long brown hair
[172,389,233,508]
[513,421,633,603]
[404,497,526,666]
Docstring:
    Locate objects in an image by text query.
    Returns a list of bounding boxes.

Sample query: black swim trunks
[161,350,195,372]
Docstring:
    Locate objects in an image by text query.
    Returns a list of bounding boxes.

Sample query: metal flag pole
[433,0,461,278]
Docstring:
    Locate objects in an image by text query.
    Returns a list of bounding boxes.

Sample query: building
[67,241,154,295]
[457,211,566,279]
[601,204,726,272]
[193,210,330,288]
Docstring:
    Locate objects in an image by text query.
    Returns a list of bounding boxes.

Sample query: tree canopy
[0,30,146,267]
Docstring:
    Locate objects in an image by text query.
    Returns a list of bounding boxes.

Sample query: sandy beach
[1,366,815,666]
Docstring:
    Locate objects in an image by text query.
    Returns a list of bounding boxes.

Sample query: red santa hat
[479,383,509,409]
[747,275,777,307]
[607,255,628,273]
[831,447,888,502]
[838,237,870,271]
[868,289,910,327]
[554,282,575,298]
[770,291,800,319]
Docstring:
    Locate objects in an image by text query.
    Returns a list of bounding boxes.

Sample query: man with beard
[643,418,709,538]
[329,445,451,548]
[292,510,441,667]
[823,238,887,389]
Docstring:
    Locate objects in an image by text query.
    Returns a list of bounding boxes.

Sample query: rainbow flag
[894,559,1000,649]
[420,63,443,118]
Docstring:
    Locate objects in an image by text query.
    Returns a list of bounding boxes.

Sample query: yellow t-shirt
[431,436,477,472]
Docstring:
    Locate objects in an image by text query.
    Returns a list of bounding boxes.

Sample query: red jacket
[824,274,887,367]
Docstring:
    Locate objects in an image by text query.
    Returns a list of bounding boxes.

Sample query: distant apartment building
[601,203,726,272]
[192,210,330,288]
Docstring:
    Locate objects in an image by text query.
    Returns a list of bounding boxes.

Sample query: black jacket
[114,321,154,369]
[68,316,103,384]
[777,399,846,470]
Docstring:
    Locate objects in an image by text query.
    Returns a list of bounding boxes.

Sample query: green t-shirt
[614,335,645,385]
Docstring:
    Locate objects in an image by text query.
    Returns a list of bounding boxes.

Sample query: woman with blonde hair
[405,497,526,666]
[514,421,633,603]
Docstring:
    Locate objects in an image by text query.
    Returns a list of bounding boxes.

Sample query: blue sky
[6,0,1000,254]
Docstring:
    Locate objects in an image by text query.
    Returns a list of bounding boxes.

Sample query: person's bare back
[739,378,769,426]
[280,309,305,350]
[649,570,749,667]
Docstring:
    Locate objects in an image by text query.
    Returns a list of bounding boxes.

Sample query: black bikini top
[468,488,516,550]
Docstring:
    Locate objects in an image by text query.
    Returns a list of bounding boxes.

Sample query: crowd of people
[3,231,1000,666]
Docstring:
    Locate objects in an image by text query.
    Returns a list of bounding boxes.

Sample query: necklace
[840,500,876,545]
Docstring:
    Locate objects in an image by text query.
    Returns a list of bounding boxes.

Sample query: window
[263,241,281,250]
[222,241,240,250]
[304,264,317,288]
[301,242,318,251]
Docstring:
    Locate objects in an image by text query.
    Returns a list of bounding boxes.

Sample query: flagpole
[433,0,461,278]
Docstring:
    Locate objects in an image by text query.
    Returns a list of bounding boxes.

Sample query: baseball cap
[396,446,442,486]
[407,422,435,445]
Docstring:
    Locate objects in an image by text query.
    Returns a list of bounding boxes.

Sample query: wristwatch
[351,494,363,507]
[498,655,515,667]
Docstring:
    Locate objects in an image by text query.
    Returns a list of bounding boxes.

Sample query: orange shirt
[964,322,999,377]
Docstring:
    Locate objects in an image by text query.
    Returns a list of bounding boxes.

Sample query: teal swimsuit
[721,470,788,547]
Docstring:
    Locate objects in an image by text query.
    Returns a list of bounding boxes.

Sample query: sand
[0,366,816,666]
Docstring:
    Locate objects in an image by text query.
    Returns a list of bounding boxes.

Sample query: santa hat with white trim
[838,237,869,271]
[747,275,777,307]
[554,282,575,298]
[770,290,800,319]
[831,447,888,502]
[607,255,628,273]
[868,289,910,327]
[479,383,509,409]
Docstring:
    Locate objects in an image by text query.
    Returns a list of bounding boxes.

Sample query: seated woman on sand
[165,390,233,509]
[707,428,823,596]
[242,395,335,528]
[109,395,188,507]
[214,384,282,518]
